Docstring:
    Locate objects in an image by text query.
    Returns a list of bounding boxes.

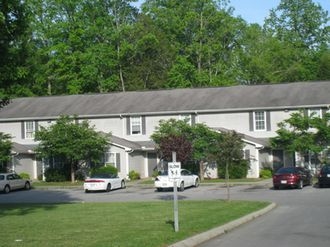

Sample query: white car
[84,174,126,193]
[0,173,32,194]
[154,169,199,192]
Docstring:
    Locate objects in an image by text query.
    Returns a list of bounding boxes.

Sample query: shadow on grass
[0,189,82,217]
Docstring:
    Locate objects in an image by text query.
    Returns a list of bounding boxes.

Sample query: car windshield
[321,166,330,173]
[91,174,116,179]
[276,167,297,174]
[0,175,4,180]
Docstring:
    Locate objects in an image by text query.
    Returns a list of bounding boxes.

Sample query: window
[308,108,321,118]
[254,111,266,131]
[105,152,121,172]
[179,115,192,125]
[127,116,146,135]
[131,116,142,135]
[24,121,36,139]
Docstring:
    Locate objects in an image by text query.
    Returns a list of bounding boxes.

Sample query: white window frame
[179,114,192,125]
[105,152,117,167]
[25,121,36,139]
[130,116,142,135]
[308,108,322,118]
[254,111,266,131]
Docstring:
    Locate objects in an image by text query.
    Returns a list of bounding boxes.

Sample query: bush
[91,165,118,176]
[128,170,140,180]
[218,160,249,179]
[44,168,67,182]
[19,172,30,179]
[260,168,273,179]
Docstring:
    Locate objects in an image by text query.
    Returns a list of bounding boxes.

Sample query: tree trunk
[199,160,204,181]
[225,161,230,201]
[71,163,75,183]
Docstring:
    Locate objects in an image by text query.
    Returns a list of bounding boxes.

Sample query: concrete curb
[168,202,277,247]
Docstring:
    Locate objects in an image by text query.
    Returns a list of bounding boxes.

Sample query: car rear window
[276,167,297,174]
[0,175,4,180]
[321,166,330,173]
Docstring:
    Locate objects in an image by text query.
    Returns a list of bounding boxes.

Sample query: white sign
[168,162,181,179]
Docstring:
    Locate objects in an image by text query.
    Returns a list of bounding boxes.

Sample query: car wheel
[194,178,199,187]
[273,185,279,190]
[179,182,184,192]
[319,183,323,188]
[106,183,111,192]
[85,189,89,193]
[121,180,126,189]
[4,185,10,194]
[156,188,163,192]
[24,182,31,190]
[298,180,303,189]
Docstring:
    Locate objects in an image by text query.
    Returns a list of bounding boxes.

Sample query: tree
[263,0,330,82]
[270,110,330,167]
[0,132,12,171]
[35,115,110,182]
[271,111,319,159]
[0,0,34,97]
[215,130,244,201]
[151,118,220,179]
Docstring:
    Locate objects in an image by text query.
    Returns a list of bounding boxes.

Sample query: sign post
[168,152,181,232]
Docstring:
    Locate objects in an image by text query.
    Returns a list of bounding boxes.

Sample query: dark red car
[273,167,313,190]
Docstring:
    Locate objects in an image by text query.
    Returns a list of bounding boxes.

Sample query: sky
[133,0,330,25]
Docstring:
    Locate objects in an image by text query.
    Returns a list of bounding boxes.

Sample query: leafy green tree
[0,0,34,97]
[151,118,220,179]
[271,111,319,158]
[270,110,330,168]
[0,132,12,171]
[214,130,244,201]
[263,0,330,82]
[142,0,244,87]
[35,115,110,182]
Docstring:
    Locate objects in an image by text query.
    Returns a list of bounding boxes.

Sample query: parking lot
[1,181,330,247]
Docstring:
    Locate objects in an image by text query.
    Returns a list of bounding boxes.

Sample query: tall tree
[35,115,110,183]
[142,0,244,87]
[0,0,33,96]
[263,0,330,82]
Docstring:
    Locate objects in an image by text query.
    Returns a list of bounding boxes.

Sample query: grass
[0,200,269,247]
[139,177,266,185]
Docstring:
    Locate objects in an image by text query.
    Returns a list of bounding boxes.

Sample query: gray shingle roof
[1,81,329,121]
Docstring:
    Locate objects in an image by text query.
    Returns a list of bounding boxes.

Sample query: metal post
[172,152,179,232]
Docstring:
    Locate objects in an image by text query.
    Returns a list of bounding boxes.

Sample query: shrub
[44,168,67,182]
[91,165,118,176]
[218,160,249,179]
[19,172,30,179]
[260,168,273,179]
[128,170,140,180]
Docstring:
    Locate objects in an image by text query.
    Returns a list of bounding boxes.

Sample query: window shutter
[266,111,271,131]
[191,114,196,125]
[126,117,131,135]
[142,116,146,135]
[35,121,39,132]
[322,108,327,117]
[21,122,25,139]
[116,153,121,172]
[244,149,250,160]
[303,109,308,117]
[249,112,254,131]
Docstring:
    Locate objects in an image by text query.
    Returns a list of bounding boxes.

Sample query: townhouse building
[0,81,329,180]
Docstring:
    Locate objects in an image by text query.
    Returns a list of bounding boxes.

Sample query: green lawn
[0,200,269,247]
